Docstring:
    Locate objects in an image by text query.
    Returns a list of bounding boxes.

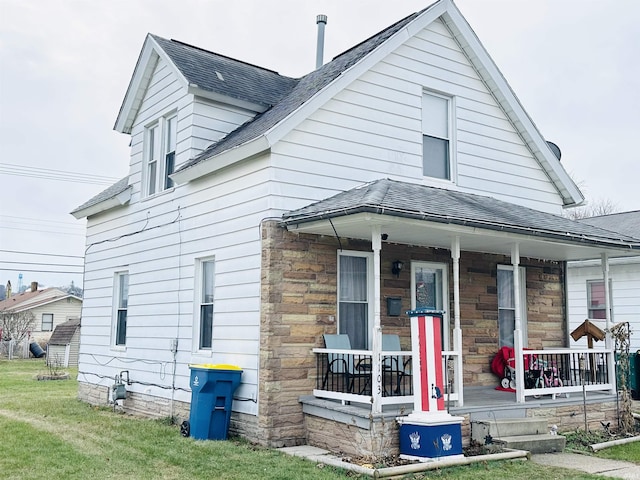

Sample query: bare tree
[0,310,36,343]
[564,197,619,220]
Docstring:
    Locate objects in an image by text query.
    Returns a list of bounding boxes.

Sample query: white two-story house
[72,0,640,454]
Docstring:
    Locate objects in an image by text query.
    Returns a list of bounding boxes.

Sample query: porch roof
[281,179,640,262]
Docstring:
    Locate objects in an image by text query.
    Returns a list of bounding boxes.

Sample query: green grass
[0,358,630,479]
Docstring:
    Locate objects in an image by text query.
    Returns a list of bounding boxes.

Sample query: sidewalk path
[532,452,640,479]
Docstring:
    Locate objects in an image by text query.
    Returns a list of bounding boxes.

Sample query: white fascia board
[189,87,268,114]
[70,186,132,219]
[170,135,270,185]
[442,6,584,207]
[14,295,76,313]
[569,255,640,268]
[264,2,447,145]
[114,35,190,134]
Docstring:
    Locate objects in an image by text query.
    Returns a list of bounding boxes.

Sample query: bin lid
[189,363,242,371]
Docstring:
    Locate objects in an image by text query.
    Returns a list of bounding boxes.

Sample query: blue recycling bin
[188,364,242,440]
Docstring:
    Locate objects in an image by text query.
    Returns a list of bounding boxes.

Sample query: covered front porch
[280,180,640,423]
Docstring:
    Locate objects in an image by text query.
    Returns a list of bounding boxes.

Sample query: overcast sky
[1,0,639,290]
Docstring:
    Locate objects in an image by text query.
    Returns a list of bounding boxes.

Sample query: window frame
[112,272,129,348]
[337,251,374,350]
[586,279,613,320]
[41,313,53,332]
[497,265,527,348]
[194,257,216,352]
[422,90,455,182]
[143,112,177,197]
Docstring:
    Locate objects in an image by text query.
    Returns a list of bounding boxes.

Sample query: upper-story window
[144,113,177,197]
[422,92,452,181]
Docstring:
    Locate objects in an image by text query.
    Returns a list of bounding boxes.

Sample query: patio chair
[322,334,371,394]
[382,334,412,395]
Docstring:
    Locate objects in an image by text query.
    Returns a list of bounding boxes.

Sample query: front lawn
[0,358,621,479]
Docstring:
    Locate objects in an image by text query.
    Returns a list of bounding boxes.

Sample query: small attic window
[215,71,224,81]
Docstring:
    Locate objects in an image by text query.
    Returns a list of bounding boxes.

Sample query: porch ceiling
[285,212,640,262]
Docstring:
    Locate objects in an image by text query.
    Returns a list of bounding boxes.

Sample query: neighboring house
[47,318,81,367]
[0,283,82,344]
[568,211,640,353]
[71,0,640,454]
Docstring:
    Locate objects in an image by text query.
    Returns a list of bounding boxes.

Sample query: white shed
[46,319,81,367]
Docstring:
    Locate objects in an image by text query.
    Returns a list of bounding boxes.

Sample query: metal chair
[322,334,371,394]
[382,334,412,395]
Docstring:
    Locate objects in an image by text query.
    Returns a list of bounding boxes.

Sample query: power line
[0,162,121,186]
[0,268,83,274]
[1,225,85,236]
[0,250,85,259]
[2,261,84,268]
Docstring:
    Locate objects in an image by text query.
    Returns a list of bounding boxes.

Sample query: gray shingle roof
[579,211,640,238]
[70,177,130,216]
[151,35,298,109]
[281,178,640,249]
[49,318,80,345]
[174,7,425,175]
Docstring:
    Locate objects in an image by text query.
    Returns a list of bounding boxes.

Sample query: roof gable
[114,34,298,135]
[0,288,79,312]
[170,0,582,207]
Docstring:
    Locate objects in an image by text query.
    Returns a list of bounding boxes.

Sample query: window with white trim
[422,92,452,180]
[197,258,215,350]
[497,265,527,348]
[338,252,373,350]
[41,313,53,332]
[113,272,129,347]
[144,113,177,196]
[587,280,613,320]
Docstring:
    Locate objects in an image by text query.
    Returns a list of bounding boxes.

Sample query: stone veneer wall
[257,221,567,447]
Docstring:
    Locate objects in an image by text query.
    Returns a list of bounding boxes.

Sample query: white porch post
[371,225,383,413]
[602,252,616,393]
[451,236,464,406]
[511,243,525,403]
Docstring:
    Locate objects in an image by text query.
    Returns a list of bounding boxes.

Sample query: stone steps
[471,418,565,454]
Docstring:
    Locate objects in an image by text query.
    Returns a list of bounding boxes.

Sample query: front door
[411,261,449,350]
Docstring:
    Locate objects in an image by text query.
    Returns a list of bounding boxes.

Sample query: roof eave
[170,135,270,185]
[282,205,640,252]
[71,186,132,219]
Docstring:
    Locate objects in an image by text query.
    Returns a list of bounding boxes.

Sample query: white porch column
[371,225,383,413]
[451,236,463,406]
[511,243,525,403]
[601,252,616,393]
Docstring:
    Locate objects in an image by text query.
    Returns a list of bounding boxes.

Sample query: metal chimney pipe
[316,14,327,69]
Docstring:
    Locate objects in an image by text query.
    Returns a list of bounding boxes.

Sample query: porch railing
[520,348,615,399]
[313,348,462,408]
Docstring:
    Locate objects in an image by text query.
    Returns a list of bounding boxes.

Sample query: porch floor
[302,386,618,423]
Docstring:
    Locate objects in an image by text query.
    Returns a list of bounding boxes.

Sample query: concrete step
[496,433,566,454]
[471,417,548,442]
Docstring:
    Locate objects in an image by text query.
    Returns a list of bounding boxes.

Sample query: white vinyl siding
[568,259,640,352]
[271,17,564,214]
